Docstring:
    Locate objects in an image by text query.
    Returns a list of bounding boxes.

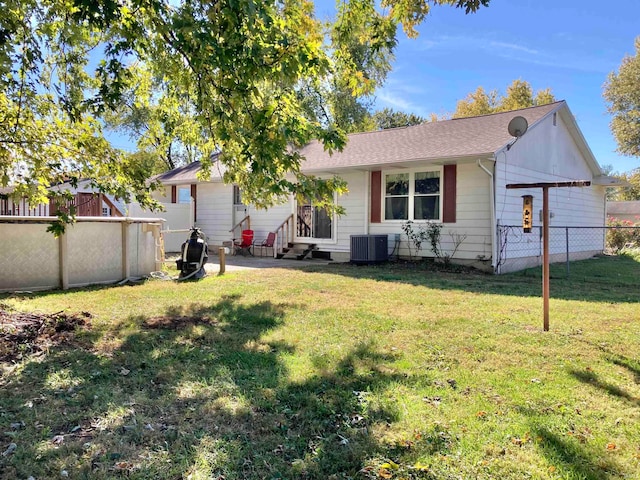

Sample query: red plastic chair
[253,232,276,257]
[233,229,254,256]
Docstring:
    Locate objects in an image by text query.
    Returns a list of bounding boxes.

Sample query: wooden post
[506,180,590,331]
[218,246,226,275]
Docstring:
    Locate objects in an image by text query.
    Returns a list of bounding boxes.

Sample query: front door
[296,197,333,241]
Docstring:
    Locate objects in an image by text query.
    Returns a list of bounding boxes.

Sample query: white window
[102,207,111,216]
[178,187,191,204]
[384,169,441,221]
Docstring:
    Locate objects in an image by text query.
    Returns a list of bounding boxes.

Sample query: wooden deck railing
[274,214,294,258]
[0,197,49,216]
[229,215,251,240]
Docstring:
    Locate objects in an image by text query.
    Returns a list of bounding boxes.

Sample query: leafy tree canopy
[0,0,489,231]
[450,79,556,119]
[371,108,425,129]
[102,65,203,173]
[604,37,640,158]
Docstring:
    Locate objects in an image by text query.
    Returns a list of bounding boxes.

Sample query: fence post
[565,227,570,278]
[496,222,502,274]
[59,231,69,290]
[122,221,130,281]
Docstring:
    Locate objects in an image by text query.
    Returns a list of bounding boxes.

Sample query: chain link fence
[496,225,640,275]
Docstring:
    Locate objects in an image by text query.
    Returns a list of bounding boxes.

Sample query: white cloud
[376,91,417,111]
[375,80,431,116]
[487,41,539,56]
[411,34,611,73]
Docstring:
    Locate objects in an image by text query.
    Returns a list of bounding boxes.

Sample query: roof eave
[301,153,496,174]
[593,175,630,187]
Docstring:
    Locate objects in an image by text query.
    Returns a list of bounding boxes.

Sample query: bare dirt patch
[0,308,92,362]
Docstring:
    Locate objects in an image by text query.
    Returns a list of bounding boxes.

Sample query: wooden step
[277,243,317,260]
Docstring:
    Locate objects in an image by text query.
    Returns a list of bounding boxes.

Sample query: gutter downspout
[477,158,497,272]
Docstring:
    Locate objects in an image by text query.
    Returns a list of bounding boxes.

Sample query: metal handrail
[296,214,311,238]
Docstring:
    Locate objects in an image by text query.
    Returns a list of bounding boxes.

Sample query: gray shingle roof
[154,102,565,183]
[153,154,220,184]
[299,101,564,171]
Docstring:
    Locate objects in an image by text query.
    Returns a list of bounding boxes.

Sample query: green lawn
[1,254,639,479]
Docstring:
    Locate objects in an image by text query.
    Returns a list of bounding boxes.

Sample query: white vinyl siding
[494,112,605,272]
[495,113,604,229]
[333,171,367,252]
[370,162,492,261]
[196,182,234,246]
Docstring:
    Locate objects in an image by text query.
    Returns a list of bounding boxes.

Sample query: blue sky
[317,0,639,173]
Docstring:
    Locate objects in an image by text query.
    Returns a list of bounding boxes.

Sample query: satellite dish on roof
[507,116,528,138]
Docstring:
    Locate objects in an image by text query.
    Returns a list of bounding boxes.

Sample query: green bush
[606,216,640,251]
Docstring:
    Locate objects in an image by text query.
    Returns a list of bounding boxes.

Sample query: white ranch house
[154,101,617,273]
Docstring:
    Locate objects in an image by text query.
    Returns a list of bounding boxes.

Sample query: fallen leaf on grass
[511,433,530,447]
[112,461,134,472]
[606,443,617,450]
[378,469,392,479]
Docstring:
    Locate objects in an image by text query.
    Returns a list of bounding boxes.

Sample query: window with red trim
[384,168,441,221]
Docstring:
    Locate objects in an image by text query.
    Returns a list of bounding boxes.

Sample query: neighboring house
[1,187,50,216]
[48,179,125,217]
[155,101,618,273]
[606,201,640,223]
[1,181,125,217]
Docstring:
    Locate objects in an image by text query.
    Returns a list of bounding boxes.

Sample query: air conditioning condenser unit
[350,235,389,264]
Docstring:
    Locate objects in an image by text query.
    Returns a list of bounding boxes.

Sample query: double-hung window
[384,169,441,221]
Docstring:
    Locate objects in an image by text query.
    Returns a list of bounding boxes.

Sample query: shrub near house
[606,216,640,251]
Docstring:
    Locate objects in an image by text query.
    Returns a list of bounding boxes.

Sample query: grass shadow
[571,335,640,385]
[308,254,640,304]
[532,426,621,480]
[569,369,639,407]
[1,295,416,479]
